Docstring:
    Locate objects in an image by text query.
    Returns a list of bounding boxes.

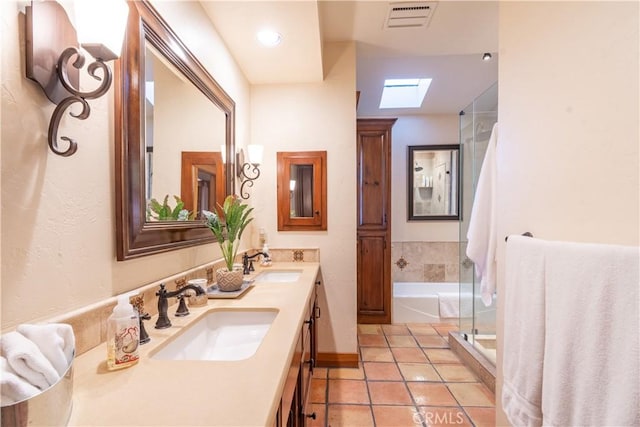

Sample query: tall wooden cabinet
[356,118,396,324]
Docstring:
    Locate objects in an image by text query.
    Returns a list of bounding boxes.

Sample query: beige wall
[0,1,250,330]
[248,42,357,355]
[496,2,639,424]
[391,115,460,242]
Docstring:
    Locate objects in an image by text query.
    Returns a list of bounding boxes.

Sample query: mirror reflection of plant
[147,195,193,221]
[203,195,253,272]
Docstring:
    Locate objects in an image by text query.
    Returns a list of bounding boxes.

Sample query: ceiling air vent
[385,2,437,29]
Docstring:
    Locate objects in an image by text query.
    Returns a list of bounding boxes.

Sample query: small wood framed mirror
[277,151,327,231]
[180,151,225,219]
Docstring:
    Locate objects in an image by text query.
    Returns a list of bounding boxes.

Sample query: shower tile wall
[392,242,459,283]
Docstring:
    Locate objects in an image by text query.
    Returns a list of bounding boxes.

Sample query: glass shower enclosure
[459,82,498,365]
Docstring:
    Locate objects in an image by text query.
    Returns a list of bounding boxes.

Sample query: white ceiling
[200,1,499,115]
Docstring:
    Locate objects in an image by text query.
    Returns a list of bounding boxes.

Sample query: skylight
[379,78,432,109]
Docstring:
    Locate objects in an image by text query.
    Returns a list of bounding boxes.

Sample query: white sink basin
[151,309,277,361]
[254,270,302,283]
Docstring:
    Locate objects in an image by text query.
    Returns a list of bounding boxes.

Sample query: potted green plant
[203,195,254,291]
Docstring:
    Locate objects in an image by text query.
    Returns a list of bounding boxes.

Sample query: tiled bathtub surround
[43,248,319,357]
[392,242,460,283]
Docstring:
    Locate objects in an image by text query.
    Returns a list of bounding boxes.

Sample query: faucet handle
[175,295,190,317]
[156,283,167,296]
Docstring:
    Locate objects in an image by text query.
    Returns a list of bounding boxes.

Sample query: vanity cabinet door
[279,280,319,427]
[299,282,319,425]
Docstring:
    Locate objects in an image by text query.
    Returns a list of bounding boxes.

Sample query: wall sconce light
[482,52,492,61]
[236,145,264,199]
[25,0,129,157]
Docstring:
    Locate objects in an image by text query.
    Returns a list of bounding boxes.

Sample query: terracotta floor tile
[433,325,458,337]
[309,378,327,403]
[328,379,370,404]
[358,334,388,347]
[312,367,328,379]
[407,324,439,335]
[407,383,458,406]
[361,347,394,362]
[424,349,462,364]
[358,324,383,335]
[307,403,326,427]
[367,381,413,405]
[447,383,495,407]
[386,335,418,348]
[464,407,496,426]
[391,347,428,363]
[327,404,374,426]
[417,407,473,427]
[433,364,477,382]
[382,324,410,335]
[415,335,449,348]
[372,405,422,427]
[398,363,441,382]
[328,367,365,380]
[363,362,402,381]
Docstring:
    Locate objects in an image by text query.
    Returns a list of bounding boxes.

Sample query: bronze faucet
[155,283,205,329]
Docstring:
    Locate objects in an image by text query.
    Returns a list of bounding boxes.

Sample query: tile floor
[308,323,495,427]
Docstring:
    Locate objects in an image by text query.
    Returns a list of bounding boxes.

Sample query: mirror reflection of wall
[290,164,314,218]
[144,43,226,220]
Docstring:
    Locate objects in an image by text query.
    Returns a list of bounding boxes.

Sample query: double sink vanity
[68,262,320,426]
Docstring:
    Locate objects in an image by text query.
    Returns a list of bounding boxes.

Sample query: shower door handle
[462,257,473,269]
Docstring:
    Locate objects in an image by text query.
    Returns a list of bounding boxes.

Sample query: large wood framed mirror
[115,1,235,260]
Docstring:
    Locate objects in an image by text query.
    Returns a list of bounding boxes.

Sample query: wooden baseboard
[316,352,359,368]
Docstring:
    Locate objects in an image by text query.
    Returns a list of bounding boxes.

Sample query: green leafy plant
[203,195,254,271]
[147,195,191,221]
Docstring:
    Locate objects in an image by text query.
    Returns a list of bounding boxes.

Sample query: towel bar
[505,232,533,242]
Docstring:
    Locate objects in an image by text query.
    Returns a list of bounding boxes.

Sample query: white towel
[542,241,639,426]
[0,355,40,405]
[465,122,498,307]
[502,235,546,427]
[437,292,459,318]
[17,323,75,376]
[0,331,59,391]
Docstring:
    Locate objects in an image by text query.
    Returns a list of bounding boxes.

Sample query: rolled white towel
[0,331,59,391]
[17,323,75,376]
[0,355,40,405]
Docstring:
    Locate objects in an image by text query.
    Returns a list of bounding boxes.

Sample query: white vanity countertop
[68,262,319,427]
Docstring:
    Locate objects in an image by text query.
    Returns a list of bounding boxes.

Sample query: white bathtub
[392,282,487,324]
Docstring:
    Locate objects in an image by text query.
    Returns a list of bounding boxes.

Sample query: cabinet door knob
[315,306,321,319]
[315,280,321,286]
[306,412,317,420]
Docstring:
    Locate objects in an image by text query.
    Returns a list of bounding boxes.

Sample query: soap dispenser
[261,243,272,267]
[107,295,140,370]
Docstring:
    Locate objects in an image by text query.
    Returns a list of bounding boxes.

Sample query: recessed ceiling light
[257,30,282,47]
[379,78,432,109]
